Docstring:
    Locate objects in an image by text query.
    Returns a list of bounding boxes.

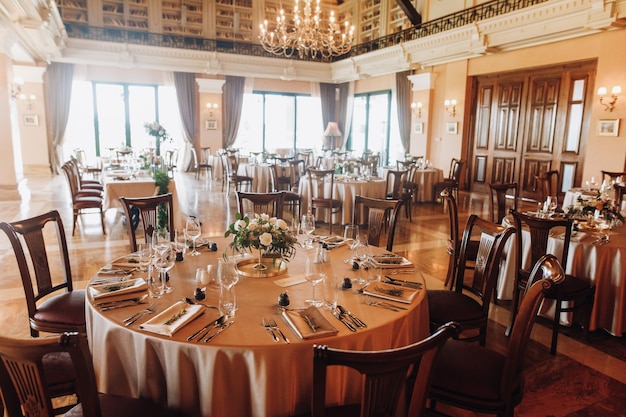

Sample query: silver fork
[268,318,289,344]
[262,318,279,342]
[124,303,160,326]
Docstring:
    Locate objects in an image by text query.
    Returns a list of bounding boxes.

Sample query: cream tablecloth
[86,239,428,417]
[298,176,387,225]
[496,218,626,336]
[380,167,444,202]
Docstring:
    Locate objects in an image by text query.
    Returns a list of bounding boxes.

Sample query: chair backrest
[488,182,519,224]
[453,215,515,316]
[440,190,459,289]
[510,209,572,277]
[225,155,240,178]
[307,169,336,202]
[353,195,402,251]
[601,170,626,183]
[119,193,175,252]
[385,169,408,199]
[535,170,560,202]
[297,151,314,167]
[289,159,306,187]
[449,158,464,182]
[61,163,81,200]
[0,211,73,334]
[236,191,283,218]
[0,332,104,417]
[397,160,414,170]
[190,148,199,169]
[311,322,460,417]
[269,164,291,191]
[503,254,564,394]
[615,183,626,206]
[201,147,211,163]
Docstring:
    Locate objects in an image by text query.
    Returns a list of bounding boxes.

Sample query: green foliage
[153,169,171,231]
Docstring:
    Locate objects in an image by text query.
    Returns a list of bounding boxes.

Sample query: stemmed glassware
[304,250,325,307]
[137,242,152,272]
[218,258,239,318]
[301,212,316,247]
[343,224,360,261]
[153,237,175,294]
[185,216,202,256]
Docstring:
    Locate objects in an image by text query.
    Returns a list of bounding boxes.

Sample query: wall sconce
[19,93,36,110]
[10,78,24,100]
[411,102,422,118]
[206,102,218,116]
[597,86,621,112]
[444,99,457,117]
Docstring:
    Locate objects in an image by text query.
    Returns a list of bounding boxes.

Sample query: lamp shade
[324,122,342,137]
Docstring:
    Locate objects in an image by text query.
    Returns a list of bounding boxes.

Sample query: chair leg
[72,209,78,236]
[100,209,106,235]
[550,298,564,355]
[505,285,522,337]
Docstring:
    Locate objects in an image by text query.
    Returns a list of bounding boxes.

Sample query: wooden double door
[467,60,596,201]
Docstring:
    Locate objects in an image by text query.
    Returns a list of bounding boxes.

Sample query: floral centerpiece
[565,192,623,226]
[144,121,169,156]
[225,213,297,271]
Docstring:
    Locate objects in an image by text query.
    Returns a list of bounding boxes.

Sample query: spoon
[183,297,219,310]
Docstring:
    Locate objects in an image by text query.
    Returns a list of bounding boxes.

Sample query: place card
[274,275,307,287]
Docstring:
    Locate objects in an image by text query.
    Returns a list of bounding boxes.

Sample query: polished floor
[0,170,625,416]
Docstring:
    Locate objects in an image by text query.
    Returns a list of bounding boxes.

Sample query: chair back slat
[119,193,175,253]
[236,192,283,218]
[353,195,402,252]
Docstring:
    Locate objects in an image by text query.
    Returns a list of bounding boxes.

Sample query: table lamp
[324,122,342,151]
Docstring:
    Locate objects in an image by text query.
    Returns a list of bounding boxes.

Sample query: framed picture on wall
[597,119,619,136]
[24,115,39,126]
[206,120,218,130]
[446,122,458,134]
[414,122,423,134]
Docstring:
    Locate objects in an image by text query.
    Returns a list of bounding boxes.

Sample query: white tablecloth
[496,219,626,336]
[298,176,387,225]
[86,240,428,417]
[380,167,444,202]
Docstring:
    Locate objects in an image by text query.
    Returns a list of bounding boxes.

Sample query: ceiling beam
[395,0,421,26]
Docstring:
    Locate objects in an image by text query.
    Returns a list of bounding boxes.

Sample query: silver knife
[94,295,144,307]
[204,321,234,342]
[332,309,356,332]
[100,295,148,311]
[187,316,225,341]
[337,305,367,328]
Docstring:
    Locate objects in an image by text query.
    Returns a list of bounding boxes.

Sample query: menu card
[282,306,338,339]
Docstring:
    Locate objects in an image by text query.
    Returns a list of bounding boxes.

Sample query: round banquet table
[86,237,428,417]
[298,175,387,226]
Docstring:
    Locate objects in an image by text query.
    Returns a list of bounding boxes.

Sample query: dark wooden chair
[280,190,302,223]
[236,191,283,218]
[615,183,626,207]
[353,195,402,252]
[507,210,596,354]
[432,158,465,202]
[61,163,106,235]
[307,169,342,235]
[0,210,86,337]
[535,169,560,205]
[222,154,253,194]
[384,168,414,221]
[119,193,175,253]
[295,322,459,417]
[0,332,187,417]
[289,159,306,191]
[488,182,519,224]
[75,148,101,180]
[191,147,212,180]
[427,214,515,345]
[601,170,626,183]
[440,190,460,289]
[269,163,292,191]
[428,255,565,417]
[69,155,103,190]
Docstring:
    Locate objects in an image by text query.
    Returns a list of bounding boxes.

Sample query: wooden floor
[1,170,625,416]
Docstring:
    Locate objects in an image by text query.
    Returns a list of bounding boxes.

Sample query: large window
[63,81,182,163]
[235,92,323,153]
[348,90,402,165]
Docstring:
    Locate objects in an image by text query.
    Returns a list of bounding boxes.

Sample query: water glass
[186,216,202,256]
[137,243,151,272]
[146,264,164,298]
[206,264,216,285]
[219,283,237,318]
[323,274,339,310]
[218,258,239,317]
[304,254,325,307]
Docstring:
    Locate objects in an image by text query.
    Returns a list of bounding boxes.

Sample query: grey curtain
[319,82,353,150]
[174,72,197,171]
[223,76,245,149]
[320,82,336,131]
[336,82,353,150]
[395,70,412,153]
[44,63,74,174]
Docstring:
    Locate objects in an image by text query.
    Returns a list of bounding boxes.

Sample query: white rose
[248,222,258,231]
[260,213,270,221]
[275,219,287,230]
[234,219,247,231]
[269,217,277,225]
[259,232,273,246]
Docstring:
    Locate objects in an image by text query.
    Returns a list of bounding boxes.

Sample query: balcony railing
[63,0,548,63]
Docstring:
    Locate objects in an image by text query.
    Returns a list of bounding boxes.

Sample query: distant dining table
[101,169,185,230]
[496,215,626,336]
[85,237,427,417]
[298,175,387,225]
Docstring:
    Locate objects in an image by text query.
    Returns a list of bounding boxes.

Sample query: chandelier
[258,0,354,60]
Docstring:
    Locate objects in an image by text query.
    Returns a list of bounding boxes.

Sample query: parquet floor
[0,170,625,416]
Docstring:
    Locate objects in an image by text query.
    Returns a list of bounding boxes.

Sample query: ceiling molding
[196,78,226,93]
[3,0,626,82]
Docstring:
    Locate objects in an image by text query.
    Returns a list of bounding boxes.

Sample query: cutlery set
[591,235,610,246]
[364,296,407,312]
[98,294,149,311]
[332,305,367,332]
[123,303,160,326]
[262,317,289,343]
[187,315,232,342]
[383,275,423,289]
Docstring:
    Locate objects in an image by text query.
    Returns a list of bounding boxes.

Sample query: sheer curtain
[174,72,197,171]
[395,70,412,153]
[223,76,245,149]
[319,82,354,150]
[44,63,74,174]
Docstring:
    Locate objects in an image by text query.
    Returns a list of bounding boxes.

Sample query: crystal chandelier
[258,0,354,60]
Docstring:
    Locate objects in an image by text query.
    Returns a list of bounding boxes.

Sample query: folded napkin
[363,281,419,304]
[110,255,141,269]
[370,254,413,269]
[282,306,338,339]
[140,301,203,336]
[89,278,147,300]
[320,236,347,247]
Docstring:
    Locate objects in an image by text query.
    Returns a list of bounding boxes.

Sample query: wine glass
[218,258,239,318]
[185,216,202,256]
[344,224,360,261]
[304,253,325,307]
[137,243,152,272]
[301,212,316,247]
[153,241,175,293]
[548,196,558,216]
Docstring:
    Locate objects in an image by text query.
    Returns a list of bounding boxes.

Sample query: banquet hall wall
[3,27,626,195]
